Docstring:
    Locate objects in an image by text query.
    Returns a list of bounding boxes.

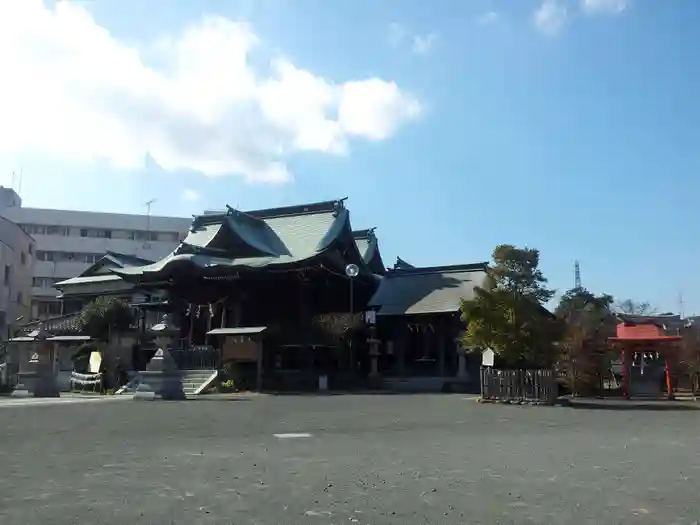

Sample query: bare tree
[615,299,658,316]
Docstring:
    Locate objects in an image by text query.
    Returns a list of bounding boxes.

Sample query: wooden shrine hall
[96,198,490,392]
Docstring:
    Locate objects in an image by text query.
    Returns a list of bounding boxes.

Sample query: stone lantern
[12,328,60,398]
[133,314,186,400]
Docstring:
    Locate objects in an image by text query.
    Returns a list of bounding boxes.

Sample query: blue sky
[0,0,698,313]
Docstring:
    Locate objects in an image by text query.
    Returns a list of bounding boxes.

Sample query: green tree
[460,244,558,367]
[76,297,135,340]
[556,287,616,395]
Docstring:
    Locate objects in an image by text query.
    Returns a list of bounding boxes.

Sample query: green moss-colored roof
[55,251,154,288]
[352,229,386,275]
[368,263,489,316]
[111,199,379,282]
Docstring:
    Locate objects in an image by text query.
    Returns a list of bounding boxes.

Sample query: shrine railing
[480,368,557,405]
[170,345,219,370]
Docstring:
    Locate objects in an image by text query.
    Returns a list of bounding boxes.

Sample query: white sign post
[480,348,495,399]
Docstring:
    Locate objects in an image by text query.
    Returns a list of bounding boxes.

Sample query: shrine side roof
[111,199,374,280]
[368,262,489,316]
[55,251,153,288]
[352,229,386,275]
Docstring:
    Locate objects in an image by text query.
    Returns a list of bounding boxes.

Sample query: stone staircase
[181,369,218,395]
[116,369,217,396]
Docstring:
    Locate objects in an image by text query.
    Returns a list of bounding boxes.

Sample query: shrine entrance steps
[115,369,217,396]
[182,370,218,395]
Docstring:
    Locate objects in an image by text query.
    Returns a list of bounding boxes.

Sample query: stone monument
[133,314,186,401]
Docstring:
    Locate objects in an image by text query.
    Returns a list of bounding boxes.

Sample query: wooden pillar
[665,354,673,400]
[232,301,242,328]
[187,306,194,347]
[437,320,446,377]
[456,337,468,380]
[368,338,380,378]
[256,338,263,392]
[220,300,227,329]
[621,348,629,399]
[397,326,406,377]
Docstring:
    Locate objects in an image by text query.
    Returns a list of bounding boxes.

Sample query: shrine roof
[55,251,154,288]
[609,320,683,342]
[352,229,386,275]
[393,256,415,270]
[111,199,378,281]
[368,262,489,316]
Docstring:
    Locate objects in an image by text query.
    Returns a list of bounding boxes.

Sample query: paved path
[1,394,699,524]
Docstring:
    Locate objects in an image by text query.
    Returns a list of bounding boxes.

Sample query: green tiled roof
[393,256,414,270]
[55,251,153,289]
[368,263,489,316]
[112,199,378,281]
[352,229,386,275]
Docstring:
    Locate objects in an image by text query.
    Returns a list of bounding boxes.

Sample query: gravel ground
[1,394,699,524]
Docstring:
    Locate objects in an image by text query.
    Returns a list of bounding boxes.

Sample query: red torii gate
[608,320,682,399]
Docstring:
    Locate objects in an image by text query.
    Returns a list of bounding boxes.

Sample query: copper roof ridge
[387,262,489,276]
[197,199,347,222]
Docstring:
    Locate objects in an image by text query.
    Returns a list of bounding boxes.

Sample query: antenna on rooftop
[678,290,685,319]
[574,260,582,289]
[17,167,23,195]
[144,198,156,250]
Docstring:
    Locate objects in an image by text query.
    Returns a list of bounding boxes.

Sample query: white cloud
[388,23,437,56]
[411,33,437,56]
[181,189,200,202]
[475,11,500,26]
[581,0,629,15]
[534,0,568,36]
[0,1,422,185]
[387,22,406,47]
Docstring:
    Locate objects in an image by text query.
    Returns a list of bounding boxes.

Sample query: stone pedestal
[367,338,382,389]
[12,343,60,398]
[135,315,186,401]
[133,346,185,401]
[11,371,36,398]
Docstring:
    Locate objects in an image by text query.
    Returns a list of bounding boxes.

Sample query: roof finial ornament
[225,204,235,216]
[332,197,348,217]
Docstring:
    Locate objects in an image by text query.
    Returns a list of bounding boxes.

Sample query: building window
[4,265,10,285]
[46,225,69,236]
[20,252,26,265]
[37,301,62,316]
[16,292,22,306]
[28,244,33,255]
[33,277,59,288]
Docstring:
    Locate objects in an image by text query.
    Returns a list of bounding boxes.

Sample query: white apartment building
[0,187,192,320]
[0,214,35,334]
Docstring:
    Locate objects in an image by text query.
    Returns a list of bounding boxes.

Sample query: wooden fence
[480,368,557,404]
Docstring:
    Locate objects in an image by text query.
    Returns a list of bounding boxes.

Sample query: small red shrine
[608,316,682,399]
